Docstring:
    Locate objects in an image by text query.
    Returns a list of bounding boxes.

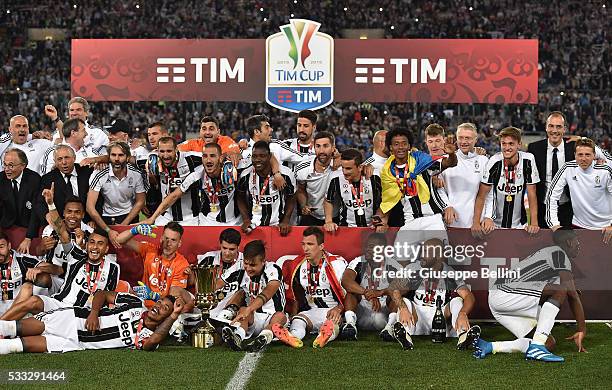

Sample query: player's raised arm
[114,224,157,252]
[141,297,184,351]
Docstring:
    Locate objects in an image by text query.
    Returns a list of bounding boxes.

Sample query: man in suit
[37,144,94,226]
[527,111,575,228]
[0,149,41,254]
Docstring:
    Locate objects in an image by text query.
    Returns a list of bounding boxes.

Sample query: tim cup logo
[266,19,334,113]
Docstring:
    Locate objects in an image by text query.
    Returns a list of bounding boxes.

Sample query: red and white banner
[71,38,537,104]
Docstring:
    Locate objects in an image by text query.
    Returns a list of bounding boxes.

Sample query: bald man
[0,116,52,175]
[363,130,388,175]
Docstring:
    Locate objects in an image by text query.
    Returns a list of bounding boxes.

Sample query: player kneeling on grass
[340,233,397,340]
[389,238,479,350]
[218,240,287,352]
[472,228,586,362]
[0,289,184,354]
[273,227,347,349]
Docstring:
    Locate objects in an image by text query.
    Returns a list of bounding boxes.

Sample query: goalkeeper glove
[130,224,157,238]
[134,282,161,302]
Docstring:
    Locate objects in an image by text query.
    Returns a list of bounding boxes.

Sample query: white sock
[345,310,357,325]
[533,301,560,345]
[492,338,531,354]
[260,329,273,344]
[449,297,463,331]
[0,339,23,354]
[235,326,246,341]
[0,320,17,338]
[387,312,398,327]
[289,318,307,340]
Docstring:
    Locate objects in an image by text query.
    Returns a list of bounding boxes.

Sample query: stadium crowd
[0,0,609,363]
[0,1,610,155]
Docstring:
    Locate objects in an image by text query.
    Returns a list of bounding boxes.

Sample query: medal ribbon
[155,257,170,294]
[350,178,364,209]
[1,257,13,299]
[86,260,104,294]
[307,253,326,290]
[203,174,219,205]
[503,160,516,193]
[134,312,148,349]
[251,173,271,206]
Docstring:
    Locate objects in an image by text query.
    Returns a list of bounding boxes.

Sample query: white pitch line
[225,351,263,390]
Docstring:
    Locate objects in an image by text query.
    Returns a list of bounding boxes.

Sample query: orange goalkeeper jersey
[178,135,239,154]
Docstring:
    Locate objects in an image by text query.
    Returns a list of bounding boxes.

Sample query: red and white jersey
[292,253,347,309]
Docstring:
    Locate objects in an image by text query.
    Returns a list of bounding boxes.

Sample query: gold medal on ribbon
[506,195,513,202]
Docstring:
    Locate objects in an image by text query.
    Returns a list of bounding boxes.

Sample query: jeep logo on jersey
[266,19,334,113]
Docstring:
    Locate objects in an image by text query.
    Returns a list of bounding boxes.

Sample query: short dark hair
[204,142,222,155]
[385,126,414,150]
[314,131,335,145]
[340,148,363,166]
[157,136,177,148]
[243,240,266,261]
[298,110,317,126]
[303,226,324,245]
[164,295,177,305]
[164,221,184,237]
[219,228,241,246]
[252,140,271,154]
[5,148,28,166]
[425,123,445,138]
[201,116,219,127]
[246,115,270,139]
[92,228,109,241]
[547,111,567,128]
[64,196,84,209]
[553,227,577,247]
[62,118,85,139]
[108,141,131,158]
[0,230,9,243]
[366,232,387,245]
[148,121,168,133]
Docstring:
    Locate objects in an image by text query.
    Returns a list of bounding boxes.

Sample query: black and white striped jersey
[197,250,244,301]
[347,256,390,291]
[52,245,120,307]
[546,161,612,228]
[42,223,93,266]
[239,139,306,171]
[326,175,382,227]
[180,165,240,225]
[237,165,295,226]
[0,250,40,300]
[493,246,572,295]
[221,261,285,315]
[157,151,203,222]
[481,151,540,228]
[294,255,347,310]
[295,157,340,221]
[72,293,150,350]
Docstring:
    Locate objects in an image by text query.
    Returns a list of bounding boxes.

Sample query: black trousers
[537,202,573,228]
[102,213,132,226]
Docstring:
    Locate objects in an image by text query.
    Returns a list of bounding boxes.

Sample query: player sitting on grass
[217,240,287,352]
[473,228,586,362]
[0,289,184,354]
[340,233,397,340]
[390,238,479,350]
[273,227,347,349]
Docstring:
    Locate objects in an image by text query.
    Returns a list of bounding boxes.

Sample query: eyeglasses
[2,163,25,169]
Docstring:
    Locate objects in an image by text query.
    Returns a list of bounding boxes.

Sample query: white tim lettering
[210,58,217,83]
[390,59,409,83]
[421,58,446,83]
[190,58,209,83]
[220,58,244,82]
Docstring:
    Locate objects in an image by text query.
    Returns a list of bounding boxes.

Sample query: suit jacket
[527,139,576,203]
[0,168,41,238]
[36,164,94,225]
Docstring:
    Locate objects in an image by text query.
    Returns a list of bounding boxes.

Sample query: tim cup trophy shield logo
[266,19,334,113]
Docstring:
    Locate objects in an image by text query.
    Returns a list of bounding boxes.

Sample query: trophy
[191,263,226,348]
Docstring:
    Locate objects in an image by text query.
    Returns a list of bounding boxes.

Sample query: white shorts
[400,214,446,232]
[488,284,546,338]
[294,307,336,333]
[0,300,13,316]
[38,295,72,312]
[246,312,276,338]
[155,213,200,227]
[199,214,242,227]
[412,303,458,337]
[356,299,389,331]
[34,308,83,353]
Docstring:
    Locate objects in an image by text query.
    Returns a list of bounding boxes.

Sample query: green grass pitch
[1,323,610,389]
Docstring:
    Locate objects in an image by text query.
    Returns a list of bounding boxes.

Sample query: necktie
[65,174,75,196]
[552,147,559,178]
[12,180,19,207]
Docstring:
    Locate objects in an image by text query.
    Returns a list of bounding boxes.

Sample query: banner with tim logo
[71,19,538,108]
